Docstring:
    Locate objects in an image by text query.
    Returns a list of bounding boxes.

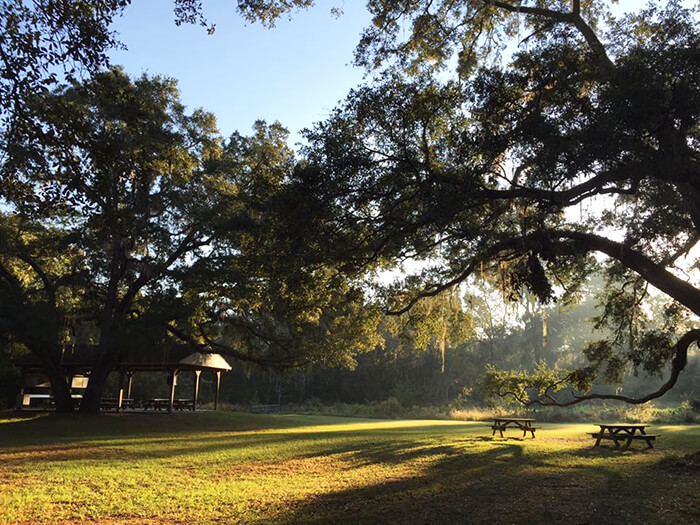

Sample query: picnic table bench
[590,423,658,449]
[491,417,538,438]
[20,393,82,409]
[142,398,193,411]
[100,398,134,410]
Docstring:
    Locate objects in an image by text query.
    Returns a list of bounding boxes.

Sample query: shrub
[371,398,404,418]
[252,399,697,424]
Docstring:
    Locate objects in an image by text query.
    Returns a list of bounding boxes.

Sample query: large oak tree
[0,69,379,412]
[294,0,700,405]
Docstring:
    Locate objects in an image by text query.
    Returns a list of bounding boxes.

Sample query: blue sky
[109,1,371,146]
[108,1,680,146]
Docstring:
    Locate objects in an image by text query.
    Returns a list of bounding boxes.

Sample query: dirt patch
[538,436,589,444]
[216,454,347,480]
[0,444,126,466]
[658,451,700,474]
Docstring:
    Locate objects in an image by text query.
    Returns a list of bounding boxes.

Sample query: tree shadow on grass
[0,410,478,443]
[570,445,655,458]
[277,443,698,525]
[0,410,340,447]
[289,435,531,472]
[0,411,487,467]
[106,426,499,466]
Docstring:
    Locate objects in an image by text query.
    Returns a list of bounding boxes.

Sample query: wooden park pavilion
[13,344,232,413]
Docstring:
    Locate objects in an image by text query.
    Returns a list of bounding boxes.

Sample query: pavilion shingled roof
[178,352,232,371]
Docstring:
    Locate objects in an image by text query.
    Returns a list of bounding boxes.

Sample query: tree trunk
[79,337,120,413]
[28,341,74,413]
[45,363,74,413]
[439,324,447,374]
[80,365,109,413]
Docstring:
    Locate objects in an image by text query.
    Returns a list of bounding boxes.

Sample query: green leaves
[480,362,576,406]
[235,0,314,27]
[357,0,613,77]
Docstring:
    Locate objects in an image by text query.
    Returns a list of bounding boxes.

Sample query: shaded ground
[0,411,698,524]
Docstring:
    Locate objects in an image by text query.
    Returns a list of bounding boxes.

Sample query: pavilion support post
[17,369,26,410]
[117,371,124,412]
[214,370,221,411]
[66,371,75,410]
[169,369,178,413]
[192,370,201,411]
[16,386,24,410]
[126,372,134,401]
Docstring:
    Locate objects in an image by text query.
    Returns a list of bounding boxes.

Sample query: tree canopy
[0,0,313,162]
[1,0,380,413]
[292,0,700,405]
[0,69,379,412]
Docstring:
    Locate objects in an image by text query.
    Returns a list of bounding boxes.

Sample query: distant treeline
[216,281,700,409]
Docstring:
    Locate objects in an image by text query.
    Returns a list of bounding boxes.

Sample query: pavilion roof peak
[179,352,232,371]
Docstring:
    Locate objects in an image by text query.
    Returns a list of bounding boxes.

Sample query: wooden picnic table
[492,417,538,438]
[590,423,658,449]
[100,398,134,410]
[20,393,82,409]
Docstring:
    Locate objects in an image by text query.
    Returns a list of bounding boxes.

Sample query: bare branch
[664,234,700,267]
[165,322,307,368]
[14,253,56,307]
[485,1,614,74]
[556,230,700,317]
[0,260,23,293]
[116,227,204,315]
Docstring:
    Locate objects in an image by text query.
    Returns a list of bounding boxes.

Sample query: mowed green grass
[0,411,698,524]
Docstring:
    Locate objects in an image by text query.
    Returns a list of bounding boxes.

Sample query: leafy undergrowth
[0,411,698,524]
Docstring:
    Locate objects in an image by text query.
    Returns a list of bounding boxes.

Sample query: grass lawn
[0,411,698,524]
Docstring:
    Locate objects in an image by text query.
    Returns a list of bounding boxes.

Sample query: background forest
[217,276,700,413]
[5,274,693,415]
